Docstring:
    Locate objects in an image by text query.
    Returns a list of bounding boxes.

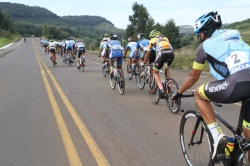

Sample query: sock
[207,122,223,141]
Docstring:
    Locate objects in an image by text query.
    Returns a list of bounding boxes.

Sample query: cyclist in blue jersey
[124,37,140,73]
[171,11,250,161]
[134,33,156,64]
[105,34,124,76]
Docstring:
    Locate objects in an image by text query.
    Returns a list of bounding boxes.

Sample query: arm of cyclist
[171,68,202,100]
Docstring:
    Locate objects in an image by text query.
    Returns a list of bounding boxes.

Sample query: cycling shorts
[77,48,85,58]
[109,50,123,66]
[198,69,250,129]
[50,48,56,53]
[66,45,73,52]
[153,49,174,71]
[129,50,140,60]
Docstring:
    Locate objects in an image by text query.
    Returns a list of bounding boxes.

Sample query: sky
[1,0,250,29]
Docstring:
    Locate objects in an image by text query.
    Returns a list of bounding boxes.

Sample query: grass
[0,33,22,48]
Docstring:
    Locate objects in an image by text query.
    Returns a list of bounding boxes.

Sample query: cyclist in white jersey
[74,39,86,69]
[100,37,109,66]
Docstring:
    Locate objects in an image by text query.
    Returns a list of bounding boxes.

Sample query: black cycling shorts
[78,50,85,58]
[154,49,174,71]
[50,48,56,53]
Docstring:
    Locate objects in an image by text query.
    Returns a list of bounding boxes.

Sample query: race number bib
[225,51,250,74]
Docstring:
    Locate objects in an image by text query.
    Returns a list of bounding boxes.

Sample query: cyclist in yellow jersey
[143,29,174,97]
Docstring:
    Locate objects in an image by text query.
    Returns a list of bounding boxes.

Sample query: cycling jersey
[75,42,85,58]
[106,40,124,66]
[194,29,250,80]
[100,41,108,56]
[147,35,172,53]
[126,41,140,60]
[137,38,156,62]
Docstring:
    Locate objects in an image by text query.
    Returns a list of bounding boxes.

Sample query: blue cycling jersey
[195,29,250,80]
[136,38,155,51]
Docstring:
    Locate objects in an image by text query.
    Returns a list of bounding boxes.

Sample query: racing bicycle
[178,91,250,166]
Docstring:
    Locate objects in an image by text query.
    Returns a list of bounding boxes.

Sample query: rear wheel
[109,70,116,89]
[102,66,107,77]
[180,110,214,166]
[235,145,250,166]
[148,76,159,104]
[137,67,145,90]
[117,70,125,95]
[165,78,181,114]
[127,64,133,80]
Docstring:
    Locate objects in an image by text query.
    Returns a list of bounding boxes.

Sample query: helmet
[78,38,82,42]
[149,29,160,38]
[137,33,144,39]
[194,11,222,35]
[128,37,134,42]
[104,33,110,37]
[110,34,118,40]
[102,37,109,41]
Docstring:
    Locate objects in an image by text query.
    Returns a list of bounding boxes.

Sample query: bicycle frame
[179,92,250,165]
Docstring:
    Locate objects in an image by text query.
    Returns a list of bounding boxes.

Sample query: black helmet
[110,34,118,40]
[137,33,144,39]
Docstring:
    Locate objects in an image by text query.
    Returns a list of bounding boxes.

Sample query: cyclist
[105,34,124,76]
[100,33,110,43]
[48,40,57,64]
[65,38,74,62]
[100,37,109,66]
[74,39,86,69]
[143,29,174,96]
[124,37,140,73]
[134,33,156,64]
[171,11,250,161]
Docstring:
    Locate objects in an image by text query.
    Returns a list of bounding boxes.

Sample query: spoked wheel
[109,73,116,89]
[137,68,145,90]
[148,76,159,104]
[165,78,181,114]
[134,65,140,83]
[180,110,214,166]
[117,70,125,95]
[127,64,133,80]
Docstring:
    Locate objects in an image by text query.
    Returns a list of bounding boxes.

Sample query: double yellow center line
[32,39,110,166]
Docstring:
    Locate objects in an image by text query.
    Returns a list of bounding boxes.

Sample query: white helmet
[103,37,109,41]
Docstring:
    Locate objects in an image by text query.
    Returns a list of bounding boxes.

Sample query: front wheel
[165,78,181,114]
[180,110,214,166]
[102,66,107,77]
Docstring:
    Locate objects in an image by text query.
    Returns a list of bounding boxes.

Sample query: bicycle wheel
[81,64,84,72]
[137,68,145,90]
[180,110,214,166]
[165,78,181,114]
[109,71,116,89]
[102,66,107,77]
[134,65,140,82]
[127,64,133,80]
[148,76,159,104]
[117,70,125,95]
[235,144,250,166]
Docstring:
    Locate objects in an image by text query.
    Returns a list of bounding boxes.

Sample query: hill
[0,2,125,39]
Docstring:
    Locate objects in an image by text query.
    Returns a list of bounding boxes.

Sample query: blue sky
[1,0,250,29]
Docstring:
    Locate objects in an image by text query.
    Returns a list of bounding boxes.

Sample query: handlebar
[177,90,222,112]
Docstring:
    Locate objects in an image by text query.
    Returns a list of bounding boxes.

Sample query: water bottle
[114,69,117,76]
[225,136,235,157]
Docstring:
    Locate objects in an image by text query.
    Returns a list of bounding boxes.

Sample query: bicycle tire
[165,78,181,114]
[235,142,250,166]
[109,70,116,89]
[102,66,107,77]
[117,70,125,95]
[81,64,84,72]
[127,64,133,80]
[180,110,214,166]
[134,65,140,82]
[148,76,159,104]
[137,68,145,90]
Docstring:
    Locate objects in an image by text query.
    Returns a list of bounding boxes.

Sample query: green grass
[0,33,21,48]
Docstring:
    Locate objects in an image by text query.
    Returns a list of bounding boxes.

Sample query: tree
[162,19,181,50]
[126,2,150,38]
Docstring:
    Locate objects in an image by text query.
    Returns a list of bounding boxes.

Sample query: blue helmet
[194,11,222,35]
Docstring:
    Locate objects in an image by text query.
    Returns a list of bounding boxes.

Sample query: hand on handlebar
[171,91,182,100]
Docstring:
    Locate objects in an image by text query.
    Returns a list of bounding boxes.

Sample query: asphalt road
[0,38,241,166]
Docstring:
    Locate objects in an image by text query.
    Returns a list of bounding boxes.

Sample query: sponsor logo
[214,63,228,76]
[209,81,229,93]
[231,63,250,74]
